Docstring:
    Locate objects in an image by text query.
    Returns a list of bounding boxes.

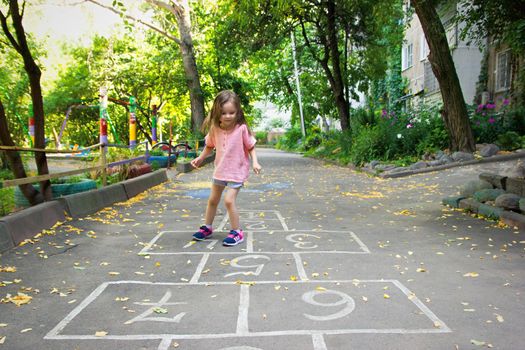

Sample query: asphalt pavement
[0,148,524,350]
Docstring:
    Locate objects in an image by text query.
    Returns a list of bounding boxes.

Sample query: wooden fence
[0,142,150,189]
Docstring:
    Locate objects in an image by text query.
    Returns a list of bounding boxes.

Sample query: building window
[424,61,438,93]
[420,34,429,61]
[496,50,511,91]
[402,43,414,70]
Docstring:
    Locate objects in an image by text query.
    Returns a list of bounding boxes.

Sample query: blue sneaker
[193,226,213,241]
[223,230,244,246]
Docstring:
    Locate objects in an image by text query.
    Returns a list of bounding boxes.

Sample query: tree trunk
[0,98,44,205]
[326,0,349,131]
[11,0,52,200]
[300,4,350,131]
[174,0,205,134]
[1,0,52,201]
[412,0,475,152]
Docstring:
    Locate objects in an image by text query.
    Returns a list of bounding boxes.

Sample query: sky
[25,1,123,44]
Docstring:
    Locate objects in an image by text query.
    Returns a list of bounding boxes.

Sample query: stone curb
[122,169,168,198]
[442,196,525,229]
[0,201,66,247]
[0,169,168,254]
[371,152,525,178]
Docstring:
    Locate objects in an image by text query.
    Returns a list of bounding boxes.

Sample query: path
[0,148,523,349]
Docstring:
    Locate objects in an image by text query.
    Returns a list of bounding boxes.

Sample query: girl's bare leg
[223,187,241,230]
[205,184,225,225]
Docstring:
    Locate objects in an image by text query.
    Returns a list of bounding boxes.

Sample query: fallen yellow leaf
[0,266,16,273]
[463,272,479,277]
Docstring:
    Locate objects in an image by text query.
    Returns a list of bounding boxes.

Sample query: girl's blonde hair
[202,90,251,134]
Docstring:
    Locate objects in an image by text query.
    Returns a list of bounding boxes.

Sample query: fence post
[28,104,35,147]
[100,144,107,187]
[129,96,137,149]
[152,104,158,145]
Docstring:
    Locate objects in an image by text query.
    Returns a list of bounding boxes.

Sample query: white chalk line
[45,279,451,341]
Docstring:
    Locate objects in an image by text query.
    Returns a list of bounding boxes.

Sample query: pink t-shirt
[205,124,256,183]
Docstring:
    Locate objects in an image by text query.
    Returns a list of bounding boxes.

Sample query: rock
[369,160,381,169]
[435,151,445,159]
[473,188,506,203]
[428,160,444,166]
[375,164,396,171]
[495,193,521,211]
[459,180,493,197]
[520,198,525,213]
[451,151,475,162]
[502,159,525,178]
[479,144,500,157]
[479,172,507,189]
[439,154,454,163]
[387,167,408,173]
[410,161,428,170]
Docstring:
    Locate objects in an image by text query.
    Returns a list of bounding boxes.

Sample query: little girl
[190,90,262,246]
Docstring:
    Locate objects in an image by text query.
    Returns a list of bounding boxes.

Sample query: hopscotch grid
[216,210,289,231]
[189,253,210,284]
[45,279,451,341]
[47,209,450,348]
[140,230,370,255]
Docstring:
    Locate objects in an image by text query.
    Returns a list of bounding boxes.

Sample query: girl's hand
[191,156,203,168]
[253,161,262,175]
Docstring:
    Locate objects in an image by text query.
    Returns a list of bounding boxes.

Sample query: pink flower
[503,99,510,106]
[406,123,413,128]
[486,103,496,109]
[488,118,495,124]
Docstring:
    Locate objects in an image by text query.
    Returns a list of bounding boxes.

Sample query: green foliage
[285,102,448,166]
[150,161,161,171]
[255,131,268,145]
[276,125,303,150]
[49,176,85,185]
[469,101,524,144]
[0,188,15,217]
[496,131,521,151]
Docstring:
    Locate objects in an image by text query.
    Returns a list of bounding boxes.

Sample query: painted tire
[14,178,97,207]
[147,155,177,168]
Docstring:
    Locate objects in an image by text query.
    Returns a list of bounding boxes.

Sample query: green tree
[0,0,51,204]
[214,0,402,132]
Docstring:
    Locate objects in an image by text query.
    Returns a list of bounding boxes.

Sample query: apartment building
[401,1,484,106]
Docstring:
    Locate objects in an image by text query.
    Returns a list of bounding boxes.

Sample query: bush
[469,101,524,144]
[0,188,14,216]
[276,125,303,150]
[255,131,268,145]
[496,131,521,150]
[350,125,389,165]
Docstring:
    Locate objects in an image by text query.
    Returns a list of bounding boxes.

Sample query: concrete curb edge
[0,169,169,254]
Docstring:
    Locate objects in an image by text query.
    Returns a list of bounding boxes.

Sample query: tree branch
[0,8,22,54]
[85,0,181,46]
[144,0,182,16]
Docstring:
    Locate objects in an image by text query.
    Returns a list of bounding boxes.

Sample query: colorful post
[28,104,35,147]
[99,87,108,147]
[151,104,158,145]
[129,96,137,149]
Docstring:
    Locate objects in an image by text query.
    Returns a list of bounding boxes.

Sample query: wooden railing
[0,142,150,189]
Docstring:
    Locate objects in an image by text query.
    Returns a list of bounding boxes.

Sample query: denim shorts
[212,178,243,189]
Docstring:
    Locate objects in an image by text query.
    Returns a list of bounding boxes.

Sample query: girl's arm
[249,147,262,174]
[191,145,214,168]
